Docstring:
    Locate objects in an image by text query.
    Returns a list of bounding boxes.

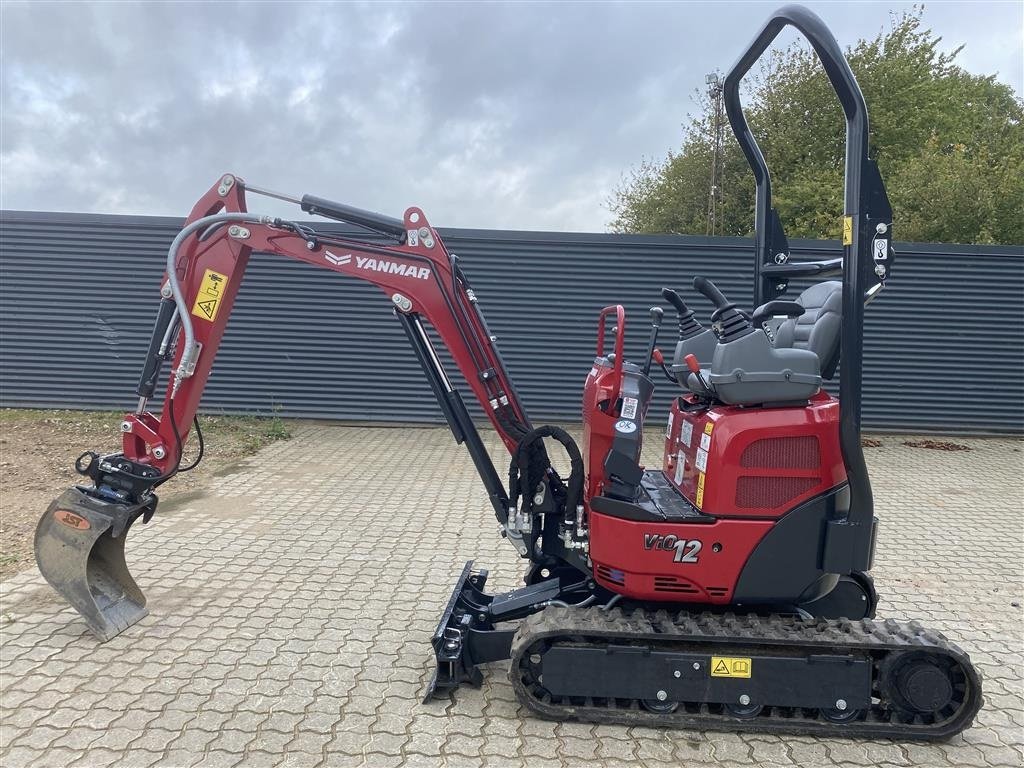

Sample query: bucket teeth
[34,487,155,642]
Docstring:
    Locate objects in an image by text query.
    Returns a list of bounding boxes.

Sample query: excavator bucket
[34,487,155,642]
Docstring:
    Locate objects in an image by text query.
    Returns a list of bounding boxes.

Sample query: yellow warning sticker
[842,216,853,246]
[711,656,752,678]
[704,422,714,435]
[190,269,228,322]
[696,472,706,508]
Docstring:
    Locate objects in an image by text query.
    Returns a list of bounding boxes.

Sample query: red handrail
[596,305,626,406]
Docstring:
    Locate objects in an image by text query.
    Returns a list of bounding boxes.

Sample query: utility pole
[705,72,725,237]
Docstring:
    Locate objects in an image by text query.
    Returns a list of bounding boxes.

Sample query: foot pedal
[34,487,154,642]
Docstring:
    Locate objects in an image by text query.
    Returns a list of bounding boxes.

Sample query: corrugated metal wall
[2,210,1022,433]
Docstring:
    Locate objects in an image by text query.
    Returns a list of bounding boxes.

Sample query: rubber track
[509,606,982,740]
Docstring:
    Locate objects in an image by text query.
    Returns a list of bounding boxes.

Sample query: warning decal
[704,422,714,435]
[696,472,706,508]
[681,420,693,448]
[191,269,228,322]
[695,448,708,473]
[842,216,854,246]
[710,656,752,678]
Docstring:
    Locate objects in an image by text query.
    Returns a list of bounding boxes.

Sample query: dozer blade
[34,487,156,642]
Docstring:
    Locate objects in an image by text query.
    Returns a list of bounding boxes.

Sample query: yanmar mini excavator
[35,5,981,740]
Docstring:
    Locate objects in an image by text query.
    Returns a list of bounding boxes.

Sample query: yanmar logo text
[325,250,431,280]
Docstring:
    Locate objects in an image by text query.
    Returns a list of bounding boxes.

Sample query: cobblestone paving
[1,425,1022,768]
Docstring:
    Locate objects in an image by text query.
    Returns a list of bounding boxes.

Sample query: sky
[2,1,1021,232]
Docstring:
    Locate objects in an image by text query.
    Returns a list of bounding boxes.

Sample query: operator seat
[677,278,844,404]
[774,280,842,380]
[690,275,849,406]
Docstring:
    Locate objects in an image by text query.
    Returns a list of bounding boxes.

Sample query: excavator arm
[34,173,570,641]
[119,174,530,507]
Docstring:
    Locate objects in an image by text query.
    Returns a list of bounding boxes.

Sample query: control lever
[692,276,755,343]
[661,288,705,340]
[651,348,677,384]
[684,353,714,397]
[691,276,731,309]
[641,307,663,377]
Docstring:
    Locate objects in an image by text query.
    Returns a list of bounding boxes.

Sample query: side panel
[663,392,846,517]
[732,485,850,603]
[589,511,773,603]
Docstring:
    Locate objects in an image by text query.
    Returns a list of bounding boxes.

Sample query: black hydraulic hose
[177,413,205,473]
[495,408,529,443]
[153,397,204,487]
[449,256,491,377]
[508,426,584,516]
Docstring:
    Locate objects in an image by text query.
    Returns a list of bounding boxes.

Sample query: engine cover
[664,391,846,517]
[588,391,848,604]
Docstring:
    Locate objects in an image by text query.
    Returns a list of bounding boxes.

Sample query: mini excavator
[35,5,981,739]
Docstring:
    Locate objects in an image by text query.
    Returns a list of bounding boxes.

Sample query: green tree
[609,8,1024,244]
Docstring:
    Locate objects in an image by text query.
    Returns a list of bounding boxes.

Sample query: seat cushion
[775,281,842,379]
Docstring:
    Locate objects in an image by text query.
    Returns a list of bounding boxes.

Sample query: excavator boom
[34,174,539,640]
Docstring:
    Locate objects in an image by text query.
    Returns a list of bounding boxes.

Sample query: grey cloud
[2,1,1021,231]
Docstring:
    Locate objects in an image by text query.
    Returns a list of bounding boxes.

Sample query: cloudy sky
[2,1,1021,231]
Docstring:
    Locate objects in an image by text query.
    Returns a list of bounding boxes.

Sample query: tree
[609,8,1024,245]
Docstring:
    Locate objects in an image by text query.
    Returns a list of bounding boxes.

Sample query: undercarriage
[429,564,982,740]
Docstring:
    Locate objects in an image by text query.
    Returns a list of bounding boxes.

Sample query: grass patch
[212,412,293,455]
[0,407,293,463]
[0,408,122,426]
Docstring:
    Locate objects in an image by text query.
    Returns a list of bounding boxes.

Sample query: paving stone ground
[1,424,1022,768]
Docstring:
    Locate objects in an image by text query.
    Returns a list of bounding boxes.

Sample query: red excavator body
[585,388,845,603]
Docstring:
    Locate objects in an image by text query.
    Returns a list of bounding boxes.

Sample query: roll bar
[723,4,893,560]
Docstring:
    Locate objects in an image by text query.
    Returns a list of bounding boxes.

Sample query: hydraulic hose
[165,212,274,395]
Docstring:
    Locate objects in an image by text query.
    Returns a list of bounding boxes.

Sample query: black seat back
[774,280,842,379]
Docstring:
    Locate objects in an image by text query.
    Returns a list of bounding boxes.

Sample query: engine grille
[741,436,820,469]
[735,476,819,508]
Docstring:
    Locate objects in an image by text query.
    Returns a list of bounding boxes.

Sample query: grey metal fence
[1,210,1022,433]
